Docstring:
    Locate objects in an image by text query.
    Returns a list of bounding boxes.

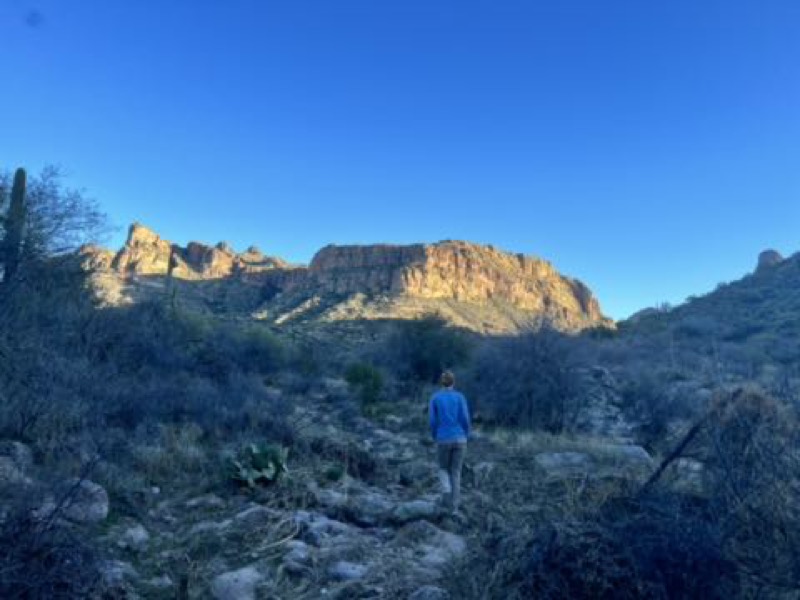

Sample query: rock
[210,565,265,600]
[293,511,355,546]
[60,479,109,523]
[189,518,233,536]
[598,444,655,471]
[118,523,150,551]
[573,367,634,441]
[103,223,287,282]
[185,494,225,510]
[0,442,34,487]
[315,488,349,510]
[396,521,466,575]
[0,441,33,471]
[347,491,395,526]
[470,461,495,487]
[757,249,784,272]
[112,223,174,275]
[409,585,450,600]
[670,457,705,494]
[233,504,281,528]
[88,227,613,334]
[0,457,30,486]
[534,452,592,477]
[101,560,139,587]
[391,500,438,524]
[273,241,613,334]
[328,561,368,581]
[283,540,313,575]
[418,530,466,569]
[145,575,174,589]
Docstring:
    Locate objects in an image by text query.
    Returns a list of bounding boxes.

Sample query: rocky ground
[2,379,661,600]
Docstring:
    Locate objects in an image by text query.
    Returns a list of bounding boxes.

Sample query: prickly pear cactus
[230,443,289,488]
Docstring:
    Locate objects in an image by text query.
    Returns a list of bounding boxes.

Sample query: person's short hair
[440,370,455,387]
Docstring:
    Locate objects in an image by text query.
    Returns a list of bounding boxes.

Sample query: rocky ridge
[84,224,613,334]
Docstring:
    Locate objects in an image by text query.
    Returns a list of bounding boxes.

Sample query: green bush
[345,362,384,407]
[381,314,472,385]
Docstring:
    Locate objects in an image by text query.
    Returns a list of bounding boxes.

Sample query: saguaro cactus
[1,168,27,283]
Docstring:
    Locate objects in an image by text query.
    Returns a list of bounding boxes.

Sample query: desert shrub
[344,362,384,407]
[449,489,737,600]
[671,315,722,340]
[519,494,737,600]
[308,437,387,483]
[701,389,800,592]
[380,314,472,385]
[468,328,579,433]
[0,483,104,598]
[619,371,701,452]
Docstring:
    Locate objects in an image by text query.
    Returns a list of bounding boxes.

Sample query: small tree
[469,328,579,432]
[382,314,472,386]
[0,165,108,285]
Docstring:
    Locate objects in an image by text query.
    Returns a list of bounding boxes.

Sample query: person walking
[429,370,471,515]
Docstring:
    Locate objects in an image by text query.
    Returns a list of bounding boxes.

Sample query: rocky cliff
[110,223,288,279]
[85,224,613,334]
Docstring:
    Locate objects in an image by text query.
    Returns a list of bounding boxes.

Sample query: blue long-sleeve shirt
[429,389,470,443]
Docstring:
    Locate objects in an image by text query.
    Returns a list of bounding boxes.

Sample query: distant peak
[126,222,163,246]
[756,249,783,273]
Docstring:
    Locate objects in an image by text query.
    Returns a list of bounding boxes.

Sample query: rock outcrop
[756,249,783,273]
[263,241,612,332]
[84,224,613,334]
[111,223,288,280]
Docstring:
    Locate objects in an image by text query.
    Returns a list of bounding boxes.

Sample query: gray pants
[437,442,466,512]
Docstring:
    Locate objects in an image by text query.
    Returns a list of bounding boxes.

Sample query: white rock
[185,494,225,509]
[62,479,109,523]
[410,585,450,600]
[210,565,265,600]
[534,452,592,477]
[0,456,30,485]
[0,441,33,471]
[391,500,438,524]
[119,524,150,551]
[328,561,368,581]
[101,560,138,587]
[146,575,174,589]
[349,491,395,525]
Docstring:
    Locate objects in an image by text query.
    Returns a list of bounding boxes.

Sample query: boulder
[534,452,592,478]
[346,491,395,526]
[100,560,139,588]
[598,444,655,472]
[117,523,150,551]
[58,479,109,523]
[756,249,784,272]
[0,441,33,471]
[0,456,29,486]
[328,561,368,582]
[210,565,265,600]
[409,585,450,600]
[283,540,313,575]
[390,500,439,524]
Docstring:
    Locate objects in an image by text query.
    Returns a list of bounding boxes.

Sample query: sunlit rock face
[83,225,613,334]
[277,241,611,332]
[108,223,288,280]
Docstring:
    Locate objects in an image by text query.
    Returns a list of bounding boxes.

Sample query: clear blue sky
[2,0,799,319]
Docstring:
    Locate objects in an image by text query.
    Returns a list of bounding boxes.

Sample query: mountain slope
[619,249,800,380]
